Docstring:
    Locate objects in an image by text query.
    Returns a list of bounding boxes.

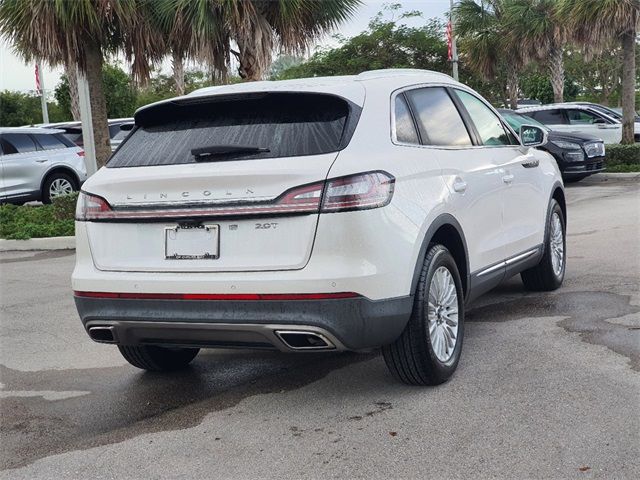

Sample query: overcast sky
[0,0,450,94]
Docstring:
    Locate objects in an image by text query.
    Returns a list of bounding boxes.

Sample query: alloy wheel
[550,212,564,276]
[427,266,459,362]
[49,178,74,198]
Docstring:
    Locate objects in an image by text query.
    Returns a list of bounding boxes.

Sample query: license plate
[165,225,219,260]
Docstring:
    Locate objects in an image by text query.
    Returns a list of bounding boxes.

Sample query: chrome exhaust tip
[87,326,117,343]
[274,330,335,350]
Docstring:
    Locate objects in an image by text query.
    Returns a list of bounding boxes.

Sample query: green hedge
[0,193,78,240]
[605,144,640,166]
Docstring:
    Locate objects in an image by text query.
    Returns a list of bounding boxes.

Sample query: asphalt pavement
[1,175,639,479]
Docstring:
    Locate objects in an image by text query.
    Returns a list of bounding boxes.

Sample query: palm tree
[455,0,523,108]
[503,0,567,103]
[0,0,164,167]
[191,0,361,81]
[560,0,639,144]
[151,0,230,95]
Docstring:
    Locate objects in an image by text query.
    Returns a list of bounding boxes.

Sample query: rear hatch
[81,91,362,272]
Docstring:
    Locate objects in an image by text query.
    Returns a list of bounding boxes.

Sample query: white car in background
[42,118,134,152]
[72,70,566,385]
[0,127,87,204]
[517,103,639,143]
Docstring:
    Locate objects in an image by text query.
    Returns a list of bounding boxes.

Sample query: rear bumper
[74,295,413,351]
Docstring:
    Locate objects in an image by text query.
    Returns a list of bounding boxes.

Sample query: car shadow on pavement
[0,350,376,470]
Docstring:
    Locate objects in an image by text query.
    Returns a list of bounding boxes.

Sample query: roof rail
[356,69,454,80]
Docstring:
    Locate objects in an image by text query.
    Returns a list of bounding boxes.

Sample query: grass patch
[0,193,77,240]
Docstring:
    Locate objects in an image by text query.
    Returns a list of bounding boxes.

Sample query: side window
[0,134,37,154]
[111,127,130,142]
[394,94,420,144]
[566,109,603,125]
[405,87,472,146]
[32,133,66,150]
[529,109,566,125]
[109,124,122,139]
[455,90,515,146]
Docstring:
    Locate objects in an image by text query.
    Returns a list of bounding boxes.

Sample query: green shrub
[605,144,640,166]
[52,192,79,220]
[605,163,640,173]
[0,194,77,240]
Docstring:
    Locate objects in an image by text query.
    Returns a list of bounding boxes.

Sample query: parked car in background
[43,118,134,152]
[73,70,566,386]
[498,109,605,182]
[517,104,639,143]
[0,127,87,204]
[566,102,640,124]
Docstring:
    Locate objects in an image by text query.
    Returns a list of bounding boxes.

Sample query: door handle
[521,158,539,168]
[35,159,48,163]
[452,177,467,193]
[502,173,515,184]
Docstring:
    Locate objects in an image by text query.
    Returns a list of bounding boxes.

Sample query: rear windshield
[108,93,353,168]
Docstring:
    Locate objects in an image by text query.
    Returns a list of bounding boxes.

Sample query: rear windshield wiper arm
[191,145,270,161]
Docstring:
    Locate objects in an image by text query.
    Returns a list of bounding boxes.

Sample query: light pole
[76,66,97,176]
[36,61,49,124]
[450,0,459,82]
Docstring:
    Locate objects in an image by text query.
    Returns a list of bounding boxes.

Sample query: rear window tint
[528,109,566,125]
[108,93,352,168]
[32,133,67,150]
[0,133,37,154]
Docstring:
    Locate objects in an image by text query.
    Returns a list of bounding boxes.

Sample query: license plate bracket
[164,225,219,260]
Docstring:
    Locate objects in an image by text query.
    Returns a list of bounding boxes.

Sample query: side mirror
[120,123,134,131]
[519,125,547,147]
[592,118,606,124]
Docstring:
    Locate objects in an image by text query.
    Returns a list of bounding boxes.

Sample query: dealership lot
[1,175,638,479]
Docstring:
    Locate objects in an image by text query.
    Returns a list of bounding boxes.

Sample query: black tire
[382,244,465,386]
[41,172,77,204]
[521,199,566,291]
[118,345,199,371]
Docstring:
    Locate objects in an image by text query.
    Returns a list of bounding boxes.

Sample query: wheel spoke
[426,266,459,363]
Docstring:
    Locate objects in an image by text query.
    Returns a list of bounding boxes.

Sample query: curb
[0,236,75,252]
[593,172,640,181]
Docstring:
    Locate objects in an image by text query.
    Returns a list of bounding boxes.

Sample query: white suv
[0,127,87,204]
[517,103,640,144]
[72,70,566,385]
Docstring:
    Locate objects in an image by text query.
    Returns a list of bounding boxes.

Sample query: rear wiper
[191,145,270,161]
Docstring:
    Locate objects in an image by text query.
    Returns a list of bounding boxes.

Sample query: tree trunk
[548,45,565,104]
[506,64,519,110]
[64,62,81,121]
[84,41,112,168]
[621,29,636,144]
[235,13,273,81]
[172,50,185,96]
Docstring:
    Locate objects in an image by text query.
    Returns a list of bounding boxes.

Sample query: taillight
[75,171,394,222]
[75,192,113,221]
[321,171,395,212]
[77,150,85,157]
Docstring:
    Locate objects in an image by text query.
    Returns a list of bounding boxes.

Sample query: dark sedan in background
[499,109,605,182]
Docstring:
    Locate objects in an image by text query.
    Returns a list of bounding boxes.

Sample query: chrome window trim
[389,83,522,151]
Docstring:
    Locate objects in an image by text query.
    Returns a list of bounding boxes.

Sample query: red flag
[446,21,453,61]
[35,64,41,94]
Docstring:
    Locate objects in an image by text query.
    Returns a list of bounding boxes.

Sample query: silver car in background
[0,127,87,204]
[42,118,133,152]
